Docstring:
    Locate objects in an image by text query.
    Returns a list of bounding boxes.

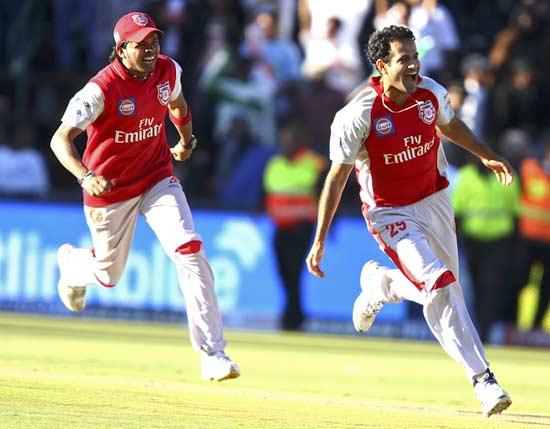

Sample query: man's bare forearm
[50,126,88,180]
[438,117,497,161]
[168,93,193,143]
[439,116,513,185]
[313,163,353,244]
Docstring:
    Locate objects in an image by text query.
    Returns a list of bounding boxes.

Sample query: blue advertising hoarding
[0,200,407,325]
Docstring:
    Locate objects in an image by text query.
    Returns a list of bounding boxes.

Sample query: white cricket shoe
[473,369,512,417]
[57,244,87,312]
[201,351,240,381]
[352,261,388,333]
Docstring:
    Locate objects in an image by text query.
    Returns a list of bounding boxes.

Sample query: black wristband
[181,135,198,150]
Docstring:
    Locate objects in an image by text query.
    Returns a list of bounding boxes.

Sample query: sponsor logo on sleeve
[418,100,435,124]
[374,116,395,136]
[117,98,136,116]
[157,81,171,105]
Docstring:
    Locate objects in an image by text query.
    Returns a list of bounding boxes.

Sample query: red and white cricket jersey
[330,76,454,209]
[61,55,182,207]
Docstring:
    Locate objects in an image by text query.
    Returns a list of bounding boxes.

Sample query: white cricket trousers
[365,190,489,378]
[66,176,226,354]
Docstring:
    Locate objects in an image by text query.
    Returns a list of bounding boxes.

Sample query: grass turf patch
[0,313,549,429]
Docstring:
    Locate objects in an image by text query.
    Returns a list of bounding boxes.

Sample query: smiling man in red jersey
[306,25,513,417]
[50,12,239,382]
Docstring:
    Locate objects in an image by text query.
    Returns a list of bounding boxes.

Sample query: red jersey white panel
[61,55,182,207]
[330,76,454,209]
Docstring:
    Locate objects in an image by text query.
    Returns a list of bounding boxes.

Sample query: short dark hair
[365,25,415,66]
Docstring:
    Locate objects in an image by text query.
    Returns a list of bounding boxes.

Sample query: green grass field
[1,313,549,429]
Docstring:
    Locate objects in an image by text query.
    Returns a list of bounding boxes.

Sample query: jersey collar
[369,75,423,111]
[112,57,156,82]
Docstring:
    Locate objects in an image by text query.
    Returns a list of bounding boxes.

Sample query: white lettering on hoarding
[0,223,256,314]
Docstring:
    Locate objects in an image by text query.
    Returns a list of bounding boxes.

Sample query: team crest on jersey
[417,100,436,124]
[374,115,395,136]
[157,81,171,105]
[132,14,148,26]
[117,98,136,116]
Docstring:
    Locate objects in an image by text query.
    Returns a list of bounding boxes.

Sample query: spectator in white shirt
[0,123,50,198]
[406,0,460,78]
[302,16,364,94]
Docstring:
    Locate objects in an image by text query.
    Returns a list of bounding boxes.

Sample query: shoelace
[473,370,505,400]
[473,369,497,387]
[482,382,503,393]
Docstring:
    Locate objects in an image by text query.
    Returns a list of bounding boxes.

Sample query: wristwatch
[181,135,198,150]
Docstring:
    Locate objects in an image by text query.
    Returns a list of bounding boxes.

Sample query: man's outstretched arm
[306,162,354,278]
[438,116,513,186]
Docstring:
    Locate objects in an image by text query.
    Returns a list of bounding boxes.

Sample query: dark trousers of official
[502,239,550,329]
[274,222,314,331]
[464,237,515,342]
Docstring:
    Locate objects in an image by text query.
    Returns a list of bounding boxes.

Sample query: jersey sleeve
[436,88,454,126]
[329,100,371,165]
[170,58,183,102]
[61,82,105,130]
[419,76,454,126]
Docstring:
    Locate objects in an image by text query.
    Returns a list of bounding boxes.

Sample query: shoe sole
[217,369,240,382]
[57,282,86,312]
[352,291,379,333]
[203,368,240,382]
[353,291,370,332]
[353,262,385,332]
[485,396,512,417]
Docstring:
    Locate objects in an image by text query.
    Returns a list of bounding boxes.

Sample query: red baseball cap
[113,12,164,46]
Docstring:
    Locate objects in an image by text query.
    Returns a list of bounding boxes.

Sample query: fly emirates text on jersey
[114,117,163,144]
[383,135,435,165]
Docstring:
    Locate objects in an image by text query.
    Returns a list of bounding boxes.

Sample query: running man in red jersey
[306,26,512,417]
[50,12,239,382]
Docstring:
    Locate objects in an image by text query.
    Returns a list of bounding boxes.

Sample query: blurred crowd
[0,0,549,335]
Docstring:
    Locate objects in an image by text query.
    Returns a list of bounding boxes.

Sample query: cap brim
[128,27,164,43]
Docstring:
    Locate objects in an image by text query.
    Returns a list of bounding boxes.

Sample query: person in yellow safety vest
[514,140,550,330]
[451,159,520,342]
[263,123,327,331]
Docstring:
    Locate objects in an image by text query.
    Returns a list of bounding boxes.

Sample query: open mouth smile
[404,72,418,85]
